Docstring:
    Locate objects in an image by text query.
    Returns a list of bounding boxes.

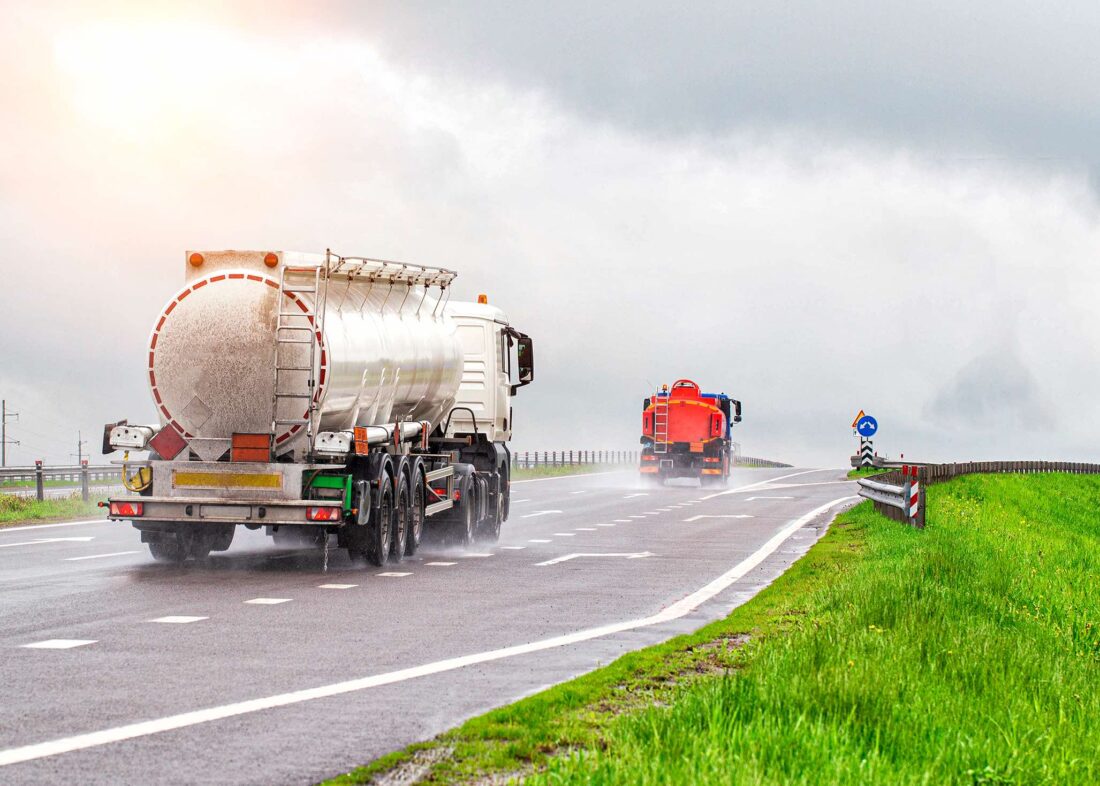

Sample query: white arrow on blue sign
[856,415,878,437]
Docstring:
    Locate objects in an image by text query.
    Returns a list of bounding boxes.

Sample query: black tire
[405,468,426,556]
[187,536,214,561]
[500,463,511,522]
[477,471,504,543]
[367,479,393,567]
[391,472,410,561]
[453,477,475,547]
[148,536,186,563]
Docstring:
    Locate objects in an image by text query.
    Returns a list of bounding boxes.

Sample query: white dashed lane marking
[150,616,207,624]
[569,491,587,495]
[744,496,794,501]
[683,514,754,522]
[614,519,631,523]
[424,562,456,567]
[245,598,292,605]
[22,640,96,650]
[521,510,562,519]
[64,551,140,562]
[623,493,648,499]
[377,572,412,577]
[553,533,575,537]
[574,527,596,531]
[318,584,358,589]
[460,553,493,558]
[528,539,551,544]
[499,545,526,550]
[0,537,95,549]
[596,523,616,527]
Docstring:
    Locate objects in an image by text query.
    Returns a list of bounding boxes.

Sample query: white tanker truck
[103,249,534,565]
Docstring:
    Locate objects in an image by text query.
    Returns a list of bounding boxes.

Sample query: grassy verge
[846,466,894,478]
[326,473,1100,785]
[0,479,119,490]
[0,494,106,527]
[512,464,621,480]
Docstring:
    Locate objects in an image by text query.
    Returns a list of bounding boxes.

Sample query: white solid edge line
[0,495,855,768]
[0,519,108,535]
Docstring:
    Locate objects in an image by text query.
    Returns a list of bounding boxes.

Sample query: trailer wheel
[366,480,393,566]
[500,463,511,522]
[391,472,410,561]
[405,467,426,556]
[477,471,504,543]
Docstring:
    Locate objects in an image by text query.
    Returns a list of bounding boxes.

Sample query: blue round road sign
[856,415,878,437]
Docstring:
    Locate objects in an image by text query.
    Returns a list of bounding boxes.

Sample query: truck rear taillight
[307,506,342,522]
[110,501,144,517]
[703,457,721,463]
[641,455,656,462]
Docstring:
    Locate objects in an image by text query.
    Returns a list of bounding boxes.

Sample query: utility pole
[72,430,88,466]
[1,400,18,468]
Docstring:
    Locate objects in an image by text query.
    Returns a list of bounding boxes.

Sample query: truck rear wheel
[148,537,186,563]
[405,467,425,556]
[453,477,475,547]
[391,473,409,561]
[366,481,393,566]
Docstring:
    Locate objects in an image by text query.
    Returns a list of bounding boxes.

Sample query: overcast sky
[2,1,1099,467]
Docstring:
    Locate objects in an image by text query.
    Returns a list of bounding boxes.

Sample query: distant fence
[510,451,790,470]
[859,460,1100,528]
[0,462,119,502]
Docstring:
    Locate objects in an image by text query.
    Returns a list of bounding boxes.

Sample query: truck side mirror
[732,400,742,423]
[508,329,534,394]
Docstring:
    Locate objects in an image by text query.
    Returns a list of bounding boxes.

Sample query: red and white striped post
[907,465,922,527]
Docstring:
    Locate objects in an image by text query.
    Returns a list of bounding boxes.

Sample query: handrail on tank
[324,249,458,289]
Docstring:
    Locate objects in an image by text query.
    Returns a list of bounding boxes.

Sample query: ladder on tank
[270,261,330,457]
[653,390,670,455]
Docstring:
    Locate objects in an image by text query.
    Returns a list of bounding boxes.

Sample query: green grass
[0,478,119,489]
[0,493,106,526]
[325,473,1100,785]
[846,466,894,478]
[512,463,621,480]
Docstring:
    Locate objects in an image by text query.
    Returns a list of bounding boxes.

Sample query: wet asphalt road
[0,467,857,785]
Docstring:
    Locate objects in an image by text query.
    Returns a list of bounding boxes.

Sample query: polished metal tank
[146,250,463,458]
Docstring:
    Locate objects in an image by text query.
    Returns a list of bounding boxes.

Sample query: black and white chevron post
[860,438,874,467]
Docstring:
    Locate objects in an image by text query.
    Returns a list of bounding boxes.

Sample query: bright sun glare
[51,20,268,141]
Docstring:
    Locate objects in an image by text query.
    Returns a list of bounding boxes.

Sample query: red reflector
[453,490,462,502]
[307,506,342,522]
[641,455,656,461]
[109,501,144,517]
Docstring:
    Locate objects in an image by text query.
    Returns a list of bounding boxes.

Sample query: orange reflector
[701,469,722,475]
[188,252,204,267]
[307,506,342,522]
[109,501,144,517]
[642,454,656,461]
[477,294,488,304]
[231,433,271,463]
[263,252,278,268]
[640,467,659,474]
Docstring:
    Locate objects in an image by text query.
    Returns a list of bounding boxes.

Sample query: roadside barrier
[0,461,118,502]
[510,451,790,470]
[858,460,1100,528]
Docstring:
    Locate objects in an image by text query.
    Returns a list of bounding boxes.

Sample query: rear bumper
[106,496,343,527]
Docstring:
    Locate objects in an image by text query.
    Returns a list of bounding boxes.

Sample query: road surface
[0,467,857,784]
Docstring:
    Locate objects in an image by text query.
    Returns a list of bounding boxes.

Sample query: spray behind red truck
[640,379,742,486]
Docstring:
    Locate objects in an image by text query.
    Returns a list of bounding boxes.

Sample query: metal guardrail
[0,462,119,502]
[510,451,791,470]
[857,466,924,527]
[857,459,1100,528]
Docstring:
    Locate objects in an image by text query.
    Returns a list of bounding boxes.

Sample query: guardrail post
[81,459,90,502]
[35,459,44,501]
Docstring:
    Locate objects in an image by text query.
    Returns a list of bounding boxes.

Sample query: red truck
[640,379,742,486]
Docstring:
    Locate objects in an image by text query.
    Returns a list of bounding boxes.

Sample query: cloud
[2,4,1099,468]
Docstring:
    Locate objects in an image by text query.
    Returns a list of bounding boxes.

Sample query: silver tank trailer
[146,250,463,458]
